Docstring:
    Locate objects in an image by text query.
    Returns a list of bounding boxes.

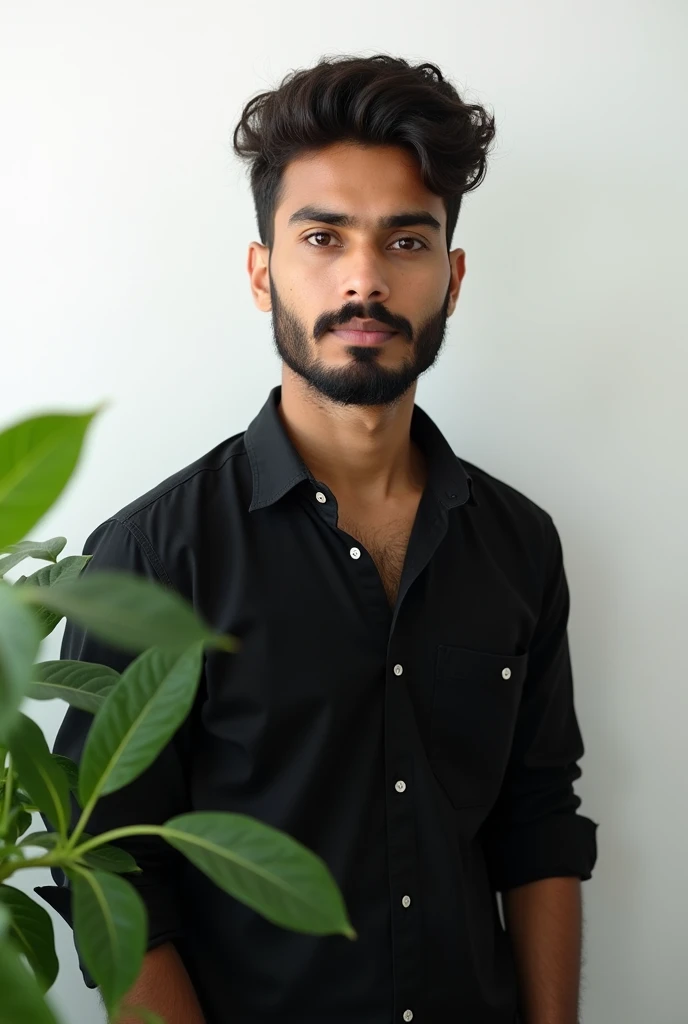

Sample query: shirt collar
[245,386,477,512]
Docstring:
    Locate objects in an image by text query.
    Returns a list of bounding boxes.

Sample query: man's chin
[293,364,418,407]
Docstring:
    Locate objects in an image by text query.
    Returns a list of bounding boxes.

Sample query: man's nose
[338,247,391,305]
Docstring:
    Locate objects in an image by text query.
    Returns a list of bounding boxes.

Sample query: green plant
[0,407,355,1024]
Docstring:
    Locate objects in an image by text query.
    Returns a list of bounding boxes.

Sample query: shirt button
[393,664,403,676]
[315,491,327,504]
[403,1011,414,1022]
[395,780,406,793]
[350,547,361,560]
[402,895,411,908]
[502,667,512,680]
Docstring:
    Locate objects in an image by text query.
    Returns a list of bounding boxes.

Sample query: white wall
[1,2,686,1021]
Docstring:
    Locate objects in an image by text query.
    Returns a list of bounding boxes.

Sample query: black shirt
[41,385,598,1024]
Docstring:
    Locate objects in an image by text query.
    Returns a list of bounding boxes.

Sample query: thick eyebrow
[287,205,442,232]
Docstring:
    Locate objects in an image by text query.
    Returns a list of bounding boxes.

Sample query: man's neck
[278,366,425,505]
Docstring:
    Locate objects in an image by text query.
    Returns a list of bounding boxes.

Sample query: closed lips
[330,319,398,344]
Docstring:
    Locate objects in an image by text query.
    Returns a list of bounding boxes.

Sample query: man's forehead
[275,143,445,226]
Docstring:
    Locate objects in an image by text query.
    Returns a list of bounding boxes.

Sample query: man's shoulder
[459,455,555,534]
[77,429,252,591]
[109,428,250,530]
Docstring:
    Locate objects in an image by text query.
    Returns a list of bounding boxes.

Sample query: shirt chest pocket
[430,645,529,810]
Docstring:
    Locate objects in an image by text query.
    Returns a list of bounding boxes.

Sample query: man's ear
[247,242,271,312]
[446,248,466,317]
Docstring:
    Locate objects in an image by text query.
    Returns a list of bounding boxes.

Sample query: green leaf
[0,581,42,739]
[0,409,100,554]
[52,754,79,794]
[5,804,33,843]
[16,807,33,839]
[18,832,60,852]
[68,867,146,1015]
[75,837,141,875]
[14,787,38,808]
[0,537,67,578]
[6,714,71,836]
[0,905,9,939]
[0,937,60,1024]
[27,660,119,714]
[26,606,63,643]
[18,571,237,656]
[79,642,204,806]
[162,812,356,939]
[0,884,59,992]
[15,555,94,639]
[14,554,92,592]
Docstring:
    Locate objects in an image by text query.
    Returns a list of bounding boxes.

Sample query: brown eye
[305,232,336,247]
[390,237,426,251]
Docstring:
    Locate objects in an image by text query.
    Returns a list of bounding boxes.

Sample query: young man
[43,54,598,1024]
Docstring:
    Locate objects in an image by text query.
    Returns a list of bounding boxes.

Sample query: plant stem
[0,824,169,883]
[0,753,14,838]
[0,843,28,857]
[65,750,143,851]
[0,854,61,884]
[64,780,106,852]
[72,824,166,857]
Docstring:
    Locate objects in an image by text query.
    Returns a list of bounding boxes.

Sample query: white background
[1,2,686,1021]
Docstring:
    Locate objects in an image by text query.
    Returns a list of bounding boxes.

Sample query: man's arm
[503,877,582,1024]
[480,515,597,1019]
[117,942,205,1024]
[37,519,200,998]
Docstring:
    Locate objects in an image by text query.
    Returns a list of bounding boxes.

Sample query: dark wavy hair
[232,53,496,250]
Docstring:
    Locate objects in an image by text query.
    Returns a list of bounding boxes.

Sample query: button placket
[388,620,421,1018]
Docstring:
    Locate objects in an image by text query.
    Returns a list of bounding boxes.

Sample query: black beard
[268,275,451,407]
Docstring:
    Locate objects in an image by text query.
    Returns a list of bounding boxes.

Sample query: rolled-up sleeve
[35,517,194,988]
[481,514,599,893]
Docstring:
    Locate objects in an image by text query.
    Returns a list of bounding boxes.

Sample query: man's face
[248,141,466,406]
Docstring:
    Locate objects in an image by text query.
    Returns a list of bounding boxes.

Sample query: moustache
[313,299,413,342]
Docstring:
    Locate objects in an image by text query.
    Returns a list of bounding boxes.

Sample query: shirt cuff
[483,812,599,893]
[35,881,183,990]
